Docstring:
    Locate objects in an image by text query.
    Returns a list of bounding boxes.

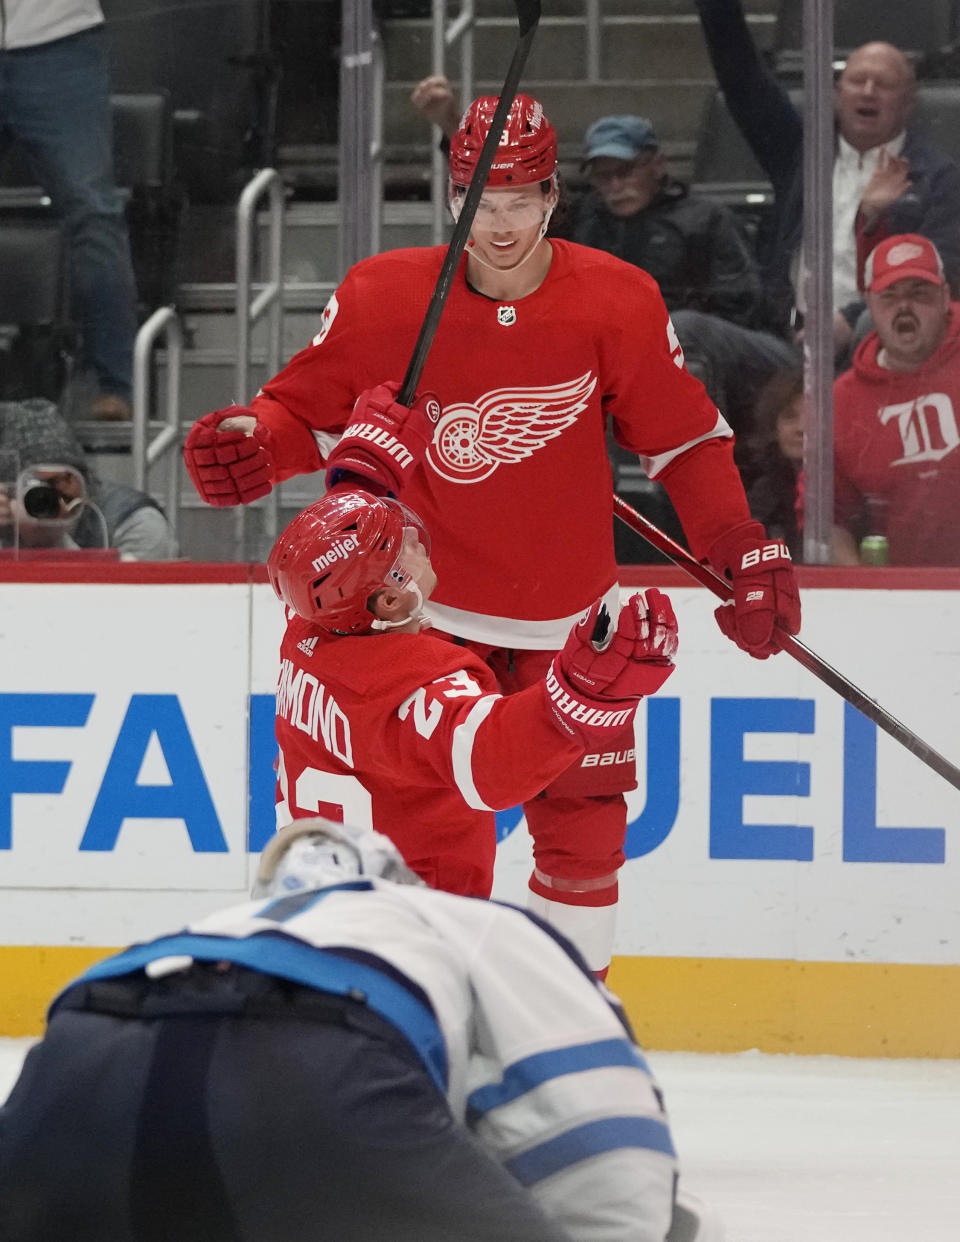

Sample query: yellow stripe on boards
[1,946,110,1035]
[607,956,960,1058]
[2,947,959,1057]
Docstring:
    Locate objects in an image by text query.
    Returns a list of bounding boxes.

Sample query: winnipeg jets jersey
[274,612,581,895]
[252,240,742,646]
[76,880,678,1242]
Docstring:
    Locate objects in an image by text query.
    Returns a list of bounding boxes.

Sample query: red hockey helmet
[267,489,430,635]
[449,94,558,189]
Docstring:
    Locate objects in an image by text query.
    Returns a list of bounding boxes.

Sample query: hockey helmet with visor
[448,94,558,191]
[267,489,430,635]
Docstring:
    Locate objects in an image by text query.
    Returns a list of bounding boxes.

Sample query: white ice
[2,1038,959,1241]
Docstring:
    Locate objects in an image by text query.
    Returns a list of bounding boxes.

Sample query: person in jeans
[0,2,139,419]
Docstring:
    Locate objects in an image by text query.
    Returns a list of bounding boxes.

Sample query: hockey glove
[708,519,801,659]
[325,381,441,494]
[544,590,678,746]
[183,407,274,506]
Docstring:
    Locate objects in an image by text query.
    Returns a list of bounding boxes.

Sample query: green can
[859,535,889,566]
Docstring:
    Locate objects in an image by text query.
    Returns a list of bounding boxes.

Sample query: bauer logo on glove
[740,541,791,570]
[708,520,801,659]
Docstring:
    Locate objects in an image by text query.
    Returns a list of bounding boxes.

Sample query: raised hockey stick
[613,493,960,794]
[397,0,542,406]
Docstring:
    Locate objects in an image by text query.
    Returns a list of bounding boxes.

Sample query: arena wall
[1,563,957,1056]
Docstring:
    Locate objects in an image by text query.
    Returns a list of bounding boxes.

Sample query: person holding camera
[0,398,176,559]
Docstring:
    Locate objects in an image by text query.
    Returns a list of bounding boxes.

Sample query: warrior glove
[183,407,273,506]
[545,590,678,746]
[325,381,441,495]
[708,519,801,659]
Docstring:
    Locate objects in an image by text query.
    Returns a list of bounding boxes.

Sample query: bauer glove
[708,519,801,659]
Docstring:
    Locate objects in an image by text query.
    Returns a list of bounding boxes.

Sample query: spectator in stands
[694,0,960,359]
[409,78,763,326]
[410,73,462,138]
[0,2,139,420]
[833,234,960,565]
[572,115,762,327]
[0,399,176,559]
[739,366,806,561]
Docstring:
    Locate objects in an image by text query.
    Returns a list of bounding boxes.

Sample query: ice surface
[2,1039,958,1240]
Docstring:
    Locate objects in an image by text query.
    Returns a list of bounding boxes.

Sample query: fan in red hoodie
[834,233,960,566]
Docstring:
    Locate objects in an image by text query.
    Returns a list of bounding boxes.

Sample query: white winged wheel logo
[426,371,598,483]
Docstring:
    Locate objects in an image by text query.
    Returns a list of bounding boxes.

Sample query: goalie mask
[253,818,424,898]
[267,489,431,635]
[449,94,558,190]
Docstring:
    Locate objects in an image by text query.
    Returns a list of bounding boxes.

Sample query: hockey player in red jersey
[184,94,800,972]
[268,487,679,900]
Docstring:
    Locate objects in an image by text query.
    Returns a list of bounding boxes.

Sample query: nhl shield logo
[497,305,517,326]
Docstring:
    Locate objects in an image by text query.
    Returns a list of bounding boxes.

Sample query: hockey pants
[0,968,571,1242]
[433,633,636,973]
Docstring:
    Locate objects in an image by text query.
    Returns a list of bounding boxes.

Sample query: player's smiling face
[467,186,552,266]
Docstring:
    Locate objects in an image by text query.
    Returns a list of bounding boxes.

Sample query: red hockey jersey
[274,612,582,897]
[834,306,960,565]
[252,240,749,646]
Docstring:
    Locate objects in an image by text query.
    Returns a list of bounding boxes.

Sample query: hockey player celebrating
[184,93,801,973]
[268,487,678,900]
[0,817,721,1242]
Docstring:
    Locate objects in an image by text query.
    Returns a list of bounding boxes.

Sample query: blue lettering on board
[0,693,94,849]
[710,698,815,860]
[249,693,279,852]
[81,694,227,852]
[625,697,681,858]
[842,702,944,863]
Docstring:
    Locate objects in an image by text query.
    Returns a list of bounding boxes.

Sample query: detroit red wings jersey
[252,240,737,645]
[834,307,960,565]
[274,613,581,896]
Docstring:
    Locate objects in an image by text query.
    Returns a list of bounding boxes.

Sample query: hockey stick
[397,0,542,406]
[613,493,960,793]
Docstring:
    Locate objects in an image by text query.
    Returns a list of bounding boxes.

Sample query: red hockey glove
[325,381,441,494]
[708,519,801,659]
[544,590,678,746]
[183,408,274,507]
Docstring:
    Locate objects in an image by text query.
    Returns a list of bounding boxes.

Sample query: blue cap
[582,115,660,165]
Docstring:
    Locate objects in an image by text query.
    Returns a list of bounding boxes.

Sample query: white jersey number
[275,752,373,830]
[397,669,484,740]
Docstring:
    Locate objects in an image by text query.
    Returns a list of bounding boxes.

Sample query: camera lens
[23,482,63,520]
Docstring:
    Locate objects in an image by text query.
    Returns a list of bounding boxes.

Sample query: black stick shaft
[613,493,960,794]
[398,0,542,407]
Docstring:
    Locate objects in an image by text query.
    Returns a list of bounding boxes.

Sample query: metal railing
[339,0,386,269]
[430,0,475,243]
[234,166,286,559]
[131,305,184,545]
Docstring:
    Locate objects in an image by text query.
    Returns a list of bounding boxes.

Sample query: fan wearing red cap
[834,233,960,565]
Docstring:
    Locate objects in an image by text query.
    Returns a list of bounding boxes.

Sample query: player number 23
[398,669,484,740]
